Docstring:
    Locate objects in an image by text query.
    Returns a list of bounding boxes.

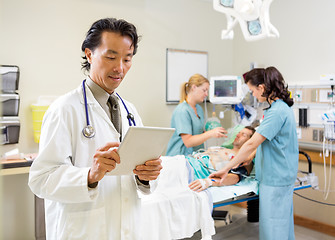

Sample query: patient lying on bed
[187,126,256,192]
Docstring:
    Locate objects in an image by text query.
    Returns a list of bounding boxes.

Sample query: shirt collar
[86,76,110,107]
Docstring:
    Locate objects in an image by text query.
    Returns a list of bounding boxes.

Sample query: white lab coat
[29,82,146,240]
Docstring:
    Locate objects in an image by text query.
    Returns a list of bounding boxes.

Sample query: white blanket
[139,155,215,240]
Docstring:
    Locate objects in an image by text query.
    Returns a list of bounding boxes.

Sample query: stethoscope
[82,80,136,138]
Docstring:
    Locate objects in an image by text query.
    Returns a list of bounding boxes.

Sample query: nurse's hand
[133,157,163,181]
[208,127,227,138]
[239,149,257,167]
[88,142,120,187]
[209,168,229,185]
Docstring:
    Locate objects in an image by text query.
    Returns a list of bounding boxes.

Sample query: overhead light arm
[213,0,279,41]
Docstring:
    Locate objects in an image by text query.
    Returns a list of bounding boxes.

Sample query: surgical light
[213,0,279,41]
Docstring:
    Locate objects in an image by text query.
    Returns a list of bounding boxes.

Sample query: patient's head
[233,126,255,149]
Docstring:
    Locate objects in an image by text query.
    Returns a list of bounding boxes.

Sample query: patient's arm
[244,162,254,175]
[188,173,239,192]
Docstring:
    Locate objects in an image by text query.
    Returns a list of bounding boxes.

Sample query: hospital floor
[185,205,335,240]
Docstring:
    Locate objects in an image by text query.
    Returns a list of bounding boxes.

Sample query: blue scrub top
[255,99,298,186]
[166,101,205,156]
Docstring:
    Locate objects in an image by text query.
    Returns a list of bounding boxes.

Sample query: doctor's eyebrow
[106,49,133,57]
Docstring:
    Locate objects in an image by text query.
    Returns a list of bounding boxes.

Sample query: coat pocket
[59,207,107,240]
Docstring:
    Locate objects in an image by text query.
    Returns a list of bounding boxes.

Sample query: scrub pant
[259,183,295,240]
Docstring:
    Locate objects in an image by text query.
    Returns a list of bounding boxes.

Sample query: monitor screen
[209,76,243,104]
[214,80,237,97]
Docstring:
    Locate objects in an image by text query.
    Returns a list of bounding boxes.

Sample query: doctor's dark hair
[81,18,140,72]
[243,66,294,107]
[180,73,209,103]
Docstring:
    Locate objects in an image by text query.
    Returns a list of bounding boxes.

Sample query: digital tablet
[106,126,175,175]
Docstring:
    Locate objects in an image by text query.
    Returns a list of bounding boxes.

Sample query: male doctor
[29,18,162,240]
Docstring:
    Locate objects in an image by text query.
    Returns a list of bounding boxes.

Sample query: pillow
[220,124,245,149]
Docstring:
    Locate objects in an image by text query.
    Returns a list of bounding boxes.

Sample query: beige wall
[1,0,235,155]
[231,0,335,229]
[232,0,335,84]
[1,0,335,239]
[295,160,335,227]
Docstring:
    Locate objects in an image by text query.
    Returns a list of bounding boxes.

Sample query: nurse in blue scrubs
[210,67,298,240]
[166,74,227,156]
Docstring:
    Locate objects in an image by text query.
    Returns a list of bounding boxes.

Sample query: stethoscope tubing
[115,92,136,127]
[82,79,136,138]
[82,80,91,126]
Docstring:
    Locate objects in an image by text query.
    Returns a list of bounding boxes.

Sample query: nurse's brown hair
[243,66,293,107]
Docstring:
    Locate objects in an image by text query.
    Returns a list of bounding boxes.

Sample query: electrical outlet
[319,130,324,142]
[295,90,303,102]
[313,129,318,141]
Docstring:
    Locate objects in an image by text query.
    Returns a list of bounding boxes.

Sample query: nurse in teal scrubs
[166,74,227,156]
[210,67,298,240]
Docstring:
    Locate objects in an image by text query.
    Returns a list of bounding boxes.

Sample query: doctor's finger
[135,164,162,171]
[143,158,162,166]
[107,150,120,164]
[94,157,117,169]
[95,150,120,164]
[103,161,117,172]
[133,170,161,180]
[97,142,120,152]
[133,167,161,175]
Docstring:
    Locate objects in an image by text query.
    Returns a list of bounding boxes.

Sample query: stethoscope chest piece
[82,125,95,138]
[127,112,134,121]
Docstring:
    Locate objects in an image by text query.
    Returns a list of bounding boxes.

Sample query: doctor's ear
[85,48,93,64]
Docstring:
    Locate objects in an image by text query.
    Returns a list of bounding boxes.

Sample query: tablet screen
[106,126,175,175]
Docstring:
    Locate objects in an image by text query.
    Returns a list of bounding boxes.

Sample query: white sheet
[139,155,215,240]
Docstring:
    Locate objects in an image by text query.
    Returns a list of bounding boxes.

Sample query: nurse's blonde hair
[180,74,209,103]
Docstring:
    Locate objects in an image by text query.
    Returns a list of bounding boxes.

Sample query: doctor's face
[85,31,134,94]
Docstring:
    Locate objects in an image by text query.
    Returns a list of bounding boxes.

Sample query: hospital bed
[139,155,258,240]
[210,151,313,239]
[213,151,313,209]
[139,151,313,240]
[139,155,215,240]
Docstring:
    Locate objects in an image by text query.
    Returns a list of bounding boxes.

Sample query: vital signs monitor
[209,75,243,104]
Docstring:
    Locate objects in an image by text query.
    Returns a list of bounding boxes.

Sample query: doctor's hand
[133,157,163,182]
[88,142,120,187]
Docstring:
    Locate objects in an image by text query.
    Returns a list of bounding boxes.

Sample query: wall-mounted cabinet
[0,65,20,145]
